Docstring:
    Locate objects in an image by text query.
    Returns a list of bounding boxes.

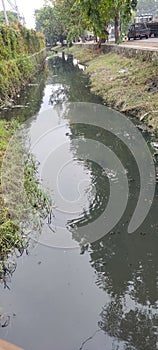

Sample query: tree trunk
[114,13,119,43]
[98,38,102,48]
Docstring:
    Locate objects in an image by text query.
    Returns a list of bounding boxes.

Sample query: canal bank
[0,24,47,263]
[64,44,158,137]
[0,70,49,269]
[0,48,46,109]
[0,24,46,109]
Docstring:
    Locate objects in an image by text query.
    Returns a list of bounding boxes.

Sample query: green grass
[69,46,158,136]
[0,120,24,259]
[0,119,51,273]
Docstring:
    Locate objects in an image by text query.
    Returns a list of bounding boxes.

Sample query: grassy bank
[0,120,24,260]
[0,50,46,107]
[0,119,51,275]
[67,46,158,136]
[0,23,45,107]
[0,24,48,270]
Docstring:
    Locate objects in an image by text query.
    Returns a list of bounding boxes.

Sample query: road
[81,37,158,50]
[143,37,158,43]
[128,36,158,43]
[121,36,158,49]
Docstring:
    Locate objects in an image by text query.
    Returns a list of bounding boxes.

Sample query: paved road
[128,36,158,44]
[144,37,158,43]
[80,37,158,50]
[121,36,158,49]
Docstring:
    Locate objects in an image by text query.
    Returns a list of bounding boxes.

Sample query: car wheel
[145,35,149,39]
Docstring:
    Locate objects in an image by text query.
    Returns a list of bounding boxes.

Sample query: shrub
[0,23,45,60]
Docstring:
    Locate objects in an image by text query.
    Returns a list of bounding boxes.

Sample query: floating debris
[28,83,39,87]
[151,142,158,150]
[11,105,28,109]
[156,167,158,182]
[0,314,10,328]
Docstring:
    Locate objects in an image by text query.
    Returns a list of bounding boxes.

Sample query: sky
[0,0,45,28]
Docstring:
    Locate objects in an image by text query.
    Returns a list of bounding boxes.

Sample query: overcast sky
[0,0,45,28]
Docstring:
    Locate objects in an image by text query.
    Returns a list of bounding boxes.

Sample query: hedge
[0,23,46,105]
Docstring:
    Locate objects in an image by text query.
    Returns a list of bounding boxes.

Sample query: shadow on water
[0,54,157,350]
[67,117,158,350]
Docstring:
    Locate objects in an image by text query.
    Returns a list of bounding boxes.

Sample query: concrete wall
[75,43,158,64]
[101,43,158,64]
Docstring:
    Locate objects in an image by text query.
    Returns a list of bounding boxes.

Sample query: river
[0,53,158,350]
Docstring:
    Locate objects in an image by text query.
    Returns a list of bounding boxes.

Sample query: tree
[54,0,85,43]
[35,5,65,46]
[118,0,138,41]
[75,0,111,39]
[35,1,85,46]
[0,11,18,24]
[106,0,138,43]
[76,0,138,43]
[36,0,138,44]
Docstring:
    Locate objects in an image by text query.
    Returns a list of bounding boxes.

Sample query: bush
[0,24,46,103]
[0,23,45,60]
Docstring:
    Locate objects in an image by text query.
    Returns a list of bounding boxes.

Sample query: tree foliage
[55,0,86,43]
[0,11,18,24]
[77,0,137,42]
[35,1,85,45]
[35,0,138,44]
[75,0,111,38]
[0,23,44,60]
[35,6,65,45]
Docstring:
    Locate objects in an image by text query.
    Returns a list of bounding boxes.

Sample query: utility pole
[14,0,20,22]
[1,0,9,24]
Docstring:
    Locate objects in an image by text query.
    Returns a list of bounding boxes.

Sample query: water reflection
[64,109,158,348]
[99,302,157,350]
[47,55,102,104]
[89,203,158,349]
